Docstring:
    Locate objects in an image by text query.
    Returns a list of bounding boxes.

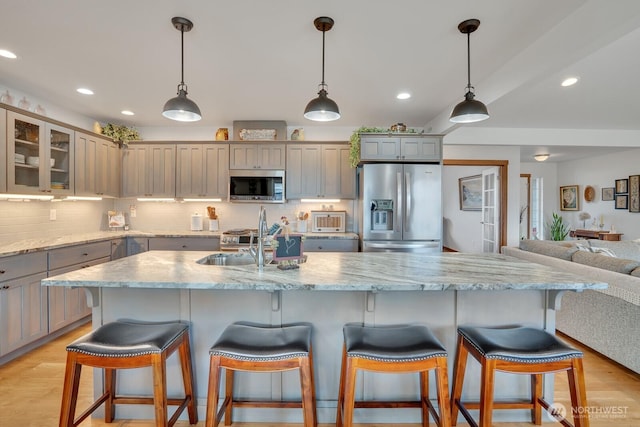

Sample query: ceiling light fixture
[561,77,579,87]
[304,16,340,122]
[0,49,17,59]
[449,19,489,124]
[534,154,550,162]
[162,16,201,122]
[77,88,94,95]
[397,92,411,100]
[121,110,135,116]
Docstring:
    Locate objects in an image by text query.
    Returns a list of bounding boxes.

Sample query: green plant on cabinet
[101,123,141,147]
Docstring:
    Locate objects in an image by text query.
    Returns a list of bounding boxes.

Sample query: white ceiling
[2,1,640,162]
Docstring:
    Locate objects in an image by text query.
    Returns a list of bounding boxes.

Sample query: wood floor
[0,323,638,427]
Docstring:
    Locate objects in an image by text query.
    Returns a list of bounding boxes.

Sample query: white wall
[442,165,485,252]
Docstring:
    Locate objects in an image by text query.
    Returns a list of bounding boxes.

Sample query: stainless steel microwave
[228,170,285,203]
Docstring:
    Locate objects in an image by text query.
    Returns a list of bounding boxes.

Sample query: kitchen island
[43,251,606,424]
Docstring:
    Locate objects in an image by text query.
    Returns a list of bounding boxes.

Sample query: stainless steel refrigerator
[359,163,442,252]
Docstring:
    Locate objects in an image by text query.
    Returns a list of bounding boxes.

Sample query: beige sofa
[502,239,640,374]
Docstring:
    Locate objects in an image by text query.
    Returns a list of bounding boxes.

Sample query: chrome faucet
[249,206,268,269]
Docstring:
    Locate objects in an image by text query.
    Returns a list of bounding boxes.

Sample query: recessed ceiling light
[76,88,94,95]
[0,49,17,59]
[121,110,134,116]
[396,92,411,100]
[561,77,579,87]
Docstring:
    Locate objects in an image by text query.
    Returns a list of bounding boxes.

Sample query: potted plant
[547,212,569,241]
[101,123,141,147]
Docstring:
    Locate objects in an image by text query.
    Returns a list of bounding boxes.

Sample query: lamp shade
[162,88,202,122]
[304,88,340,121]
[449,91,489,123]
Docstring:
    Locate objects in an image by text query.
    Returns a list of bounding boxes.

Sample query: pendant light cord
[180,27,185,88]
[321,29,326,88]
[466,31,471,91]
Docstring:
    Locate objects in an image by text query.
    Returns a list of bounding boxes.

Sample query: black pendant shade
[162,17,202,122]
[449,19,489,124]
[304,17,340,122]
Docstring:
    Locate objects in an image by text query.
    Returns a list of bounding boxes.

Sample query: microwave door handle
[405,171,411,232]
[396,171,402,232]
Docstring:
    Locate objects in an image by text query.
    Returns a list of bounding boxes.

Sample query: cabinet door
[229,144,258,169]
[121,144,175,197]
[286,145,322,199]
[74,132,98,196]
[96,137,120,197]
[127,237,148,256]
[359,136,401,161]
[110,238,128,260]
[121,145,147,197]
[0,272,48,356]
[148,237,220,251]
[47,123,74,195]
[304,239,358,252]
[7,111,46,193]
[400,136,441,161]
[0,108,6,192]
[321,145,356,199]
[202,144,229,197]
[176,144,229,198]
[258,144,286,169]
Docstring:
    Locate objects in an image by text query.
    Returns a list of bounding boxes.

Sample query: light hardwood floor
[0,323,638,427]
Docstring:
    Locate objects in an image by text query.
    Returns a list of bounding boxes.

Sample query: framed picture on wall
[458,175,482,211]
[615,194,628,210]
[560,185,579,211]
[615,178,628,194]
[601,187,614,201]
[629,175,640,213]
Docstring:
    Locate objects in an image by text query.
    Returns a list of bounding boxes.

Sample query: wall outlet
[130,205,137,218]
[49,209,57,221]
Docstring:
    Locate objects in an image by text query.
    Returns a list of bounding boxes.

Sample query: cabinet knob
[82,253,89,256]
[182,245,187,248]
[0,270,5,274]
[2,285,10,289]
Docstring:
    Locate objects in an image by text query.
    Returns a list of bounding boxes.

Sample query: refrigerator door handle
[405,171,411,232]
[396,171,402,232]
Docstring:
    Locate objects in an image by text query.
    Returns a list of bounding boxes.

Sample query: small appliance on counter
[311,210,346,232]
[190,213,203,231]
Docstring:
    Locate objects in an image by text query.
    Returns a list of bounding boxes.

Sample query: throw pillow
[576,245,617,257]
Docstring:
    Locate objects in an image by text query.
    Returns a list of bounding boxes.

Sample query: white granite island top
[42,250,607,292]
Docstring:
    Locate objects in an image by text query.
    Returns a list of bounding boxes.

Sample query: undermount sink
[196,252,268,266]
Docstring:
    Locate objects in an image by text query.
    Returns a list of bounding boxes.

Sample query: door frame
[443,159,509,248]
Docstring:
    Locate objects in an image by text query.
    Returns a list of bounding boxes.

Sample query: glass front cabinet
[7,111,74,195]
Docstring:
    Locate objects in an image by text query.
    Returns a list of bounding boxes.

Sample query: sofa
[502,238,640,374]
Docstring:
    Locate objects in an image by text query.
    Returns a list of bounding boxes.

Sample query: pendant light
[304,16,340,122]
[449,19,489,124]
[162,17,202,122]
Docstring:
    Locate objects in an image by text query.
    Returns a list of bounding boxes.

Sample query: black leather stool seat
[457,325,583,363]
[344,324,447,361]
[209,322,311,360]
[67,320,189,357]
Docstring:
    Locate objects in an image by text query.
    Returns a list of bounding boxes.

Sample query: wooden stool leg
[205,356,222,427]
[478,358,496,427]
[342,357,359,427]
[59,353,82,427]
[307,348,318,427]
[434,357,452,427]
[299,356,316,427]
[420,370,429,427]
[104,368,116,422]
[151,353,168,427]
[450,336,469,426]
[224,368,234,426]
[336,343,347,427]
[568,358,590,427]
[531,373,543,424]
[178,334,198,424]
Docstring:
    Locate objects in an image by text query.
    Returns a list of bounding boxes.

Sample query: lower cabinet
[148,237,220,251]
[304,239,358,252]
[110,238,128,260]
[127,237,149,256]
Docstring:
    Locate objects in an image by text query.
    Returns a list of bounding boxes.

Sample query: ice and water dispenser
[370,199,393,231]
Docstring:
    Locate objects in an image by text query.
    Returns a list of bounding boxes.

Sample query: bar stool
[336,324,452,427]
[59,319,197,427]
[205,322,316,427]
[451,325,589,427]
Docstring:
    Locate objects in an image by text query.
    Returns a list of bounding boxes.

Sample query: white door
[481,167,500,252]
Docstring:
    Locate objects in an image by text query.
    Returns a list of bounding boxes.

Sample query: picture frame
[560,185,579,211]
[615,178,628,194]
[601,187,614,201]
[272,233,304,261]
[629,175,640,213]
[615,194,628,210]
[458,174,482,211]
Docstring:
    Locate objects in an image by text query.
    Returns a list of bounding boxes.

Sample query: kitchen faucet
[249,206,268,269]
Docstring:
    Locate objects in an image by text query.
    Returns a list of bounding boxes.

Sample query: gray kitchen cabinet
[47,241,112,332]
[229,143,286,170]
[359,134,442,162]
[75,132,120,197]
[127,237,149,256]
[148,237,220,251]
[286,143,355,199]
[7,111,75,195]
[121,143,176,197]
[0,108,6,192]
[110,238,128,260]
[98,137,121,198]
[0,252,48,357]
[176,144,229,198]
[304,238,358,252]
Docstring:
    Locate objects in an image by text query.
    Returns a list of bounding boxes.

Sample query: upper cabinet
[229,143,285,170]
[359,134,442,162]
[121,144,176,198]
[75,132,120,198]
[0,109,6,192]
[176,144,229,198]
[286,143,356,199]
[7,111,74,195]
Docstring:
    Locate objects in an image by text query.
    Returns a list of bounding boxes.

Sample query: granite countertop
[0,231,358,258]
[42,251,607,292]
